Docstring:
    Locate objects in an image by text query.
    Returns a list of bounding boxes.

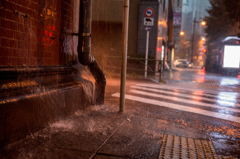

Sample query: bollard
[159,61,162,83]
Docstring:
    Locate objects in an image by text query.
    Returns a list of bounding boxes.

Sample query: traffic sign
[144,8,154,17]
[144,26,151,31]
[144,17,154,26]
[173,13,181,26]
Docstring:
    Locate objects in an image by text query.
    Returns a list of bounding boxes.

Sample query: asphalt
[0,70,240,159]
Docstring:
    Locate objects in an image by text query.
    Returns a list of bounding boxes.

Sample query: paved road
[161,68,240,90]
[107,68,240,157]
[112,83,240,124]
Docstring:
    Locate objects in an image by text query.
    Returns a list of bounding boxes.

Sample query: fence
[95,55,163,82]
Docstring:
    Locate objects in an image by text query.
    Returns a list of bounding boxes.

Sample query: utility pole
[119,0,129,113]
[191,18,196,63]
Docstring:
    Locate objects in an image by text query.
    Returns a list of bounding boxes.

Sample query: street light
[191,19,206,63]
[202,37,206,41]
[180,31,185,36]
[201,21,206,25]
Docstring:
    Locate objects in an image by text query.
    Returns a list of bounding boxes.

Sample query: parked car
[174,59,187,65]
[174,59,193,68]
[188,62,193,68]
[176,61,189,68]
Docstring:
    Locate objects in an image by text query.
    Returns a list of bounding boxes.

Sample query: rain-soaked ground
[0,67,240,158]
[161,68,240,91]
[152,68,240,157]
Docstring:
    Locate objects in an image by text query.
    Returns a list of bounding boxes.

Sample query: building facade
[91,0,174,75]
[181,0,210,65]
[0,0,105,148]
[173,0,182,54]
[137,0,174,72]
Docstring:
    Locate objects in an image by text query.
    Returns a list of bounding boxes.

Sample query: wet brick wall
[0,0,74,66]
[0,0,97,150]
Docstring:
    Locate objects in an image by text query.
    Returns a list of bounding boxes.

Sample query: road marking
[130,90,240,113]
[112,93,240,123]
[131,86,240,107]
[136,83,240,101]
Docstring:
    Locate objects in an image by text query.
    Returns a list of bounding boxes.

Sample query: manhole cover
[159,134,218,159]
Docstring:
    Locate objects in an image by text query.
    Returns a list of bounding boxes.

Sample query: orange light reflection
[193,91,204,96]
[192,91,203,101]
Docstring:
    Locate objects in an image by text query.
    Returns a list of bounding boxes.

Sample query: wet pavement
[159,68,240,91]
[0,68,240,158]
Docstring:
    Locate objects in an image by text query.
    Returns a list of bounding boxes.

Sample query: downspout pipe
[78,0,106,105]
[78,0,91,65]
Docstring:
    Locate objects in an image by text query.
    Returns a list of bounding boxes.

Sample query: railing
[95,55,163,82]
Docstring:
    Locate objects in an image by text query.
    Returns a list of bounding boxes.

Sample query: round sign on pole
[144,8,154,17]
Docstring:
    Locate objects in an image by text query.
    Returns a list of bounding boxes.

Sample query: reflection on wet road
[163,68,240,87]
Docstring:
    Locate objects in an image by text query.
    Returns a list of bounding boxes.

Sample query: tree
[178,36,190,59]
[205,0,240,44]
[204,0,240,71]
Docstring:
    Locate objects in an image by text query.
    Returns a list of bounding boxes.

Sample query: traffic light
[203,49,206,53]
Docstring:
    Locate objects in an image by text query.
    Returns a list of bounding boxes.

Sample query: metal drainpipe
[78,0,91,65]
[78,0,106,105]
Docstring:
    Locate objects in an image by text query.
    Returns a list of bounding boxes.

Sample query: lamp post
[180,31,185,36]
[191,18,206,63]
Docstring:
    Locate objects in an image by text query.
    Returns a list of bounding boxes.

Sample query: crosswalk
[112,83,240,124]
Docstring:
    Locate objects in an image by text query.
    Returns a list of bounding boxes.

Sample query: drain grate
[159,134,218,159]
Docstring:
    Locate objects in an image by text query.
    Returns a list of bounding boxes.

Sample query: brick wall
[0,0,74,66]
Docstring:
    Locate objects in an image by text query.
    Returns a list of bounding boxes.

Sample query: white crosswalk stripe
[131,85,240,107]
[130,90,240,113]
[111,84,240,124]
[136,83,240,101]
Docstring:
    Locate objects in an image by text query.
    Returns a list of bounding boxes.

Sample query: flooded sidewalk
[1,77,240,158]
[0,103,238,159]
[0,104,165,159]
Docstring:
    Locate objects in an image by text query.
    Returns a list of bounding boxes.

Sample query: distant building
[182,0,210,39]
[173,0,183,51]
[181,0,210,65]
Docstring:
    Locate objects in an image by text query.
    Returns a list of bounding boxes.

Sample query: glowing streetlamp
[180,31,185,36]
[201,21,206,26]
[191,20,207,63]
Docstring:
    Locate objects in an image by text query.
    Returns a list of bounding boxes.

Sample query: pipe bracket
[71,33,91,37]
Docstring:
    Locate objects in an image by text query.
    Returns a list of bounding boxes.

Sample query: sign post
[144,8,154,78]
[144,27,150,78]
[119,0,129,113]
